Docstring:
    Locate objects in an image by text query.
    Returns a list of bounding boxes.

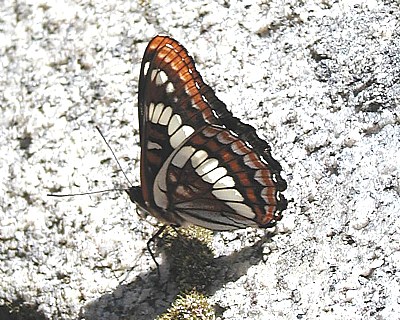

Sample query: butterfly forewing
[138,36,222,207]
[134,35,287,229]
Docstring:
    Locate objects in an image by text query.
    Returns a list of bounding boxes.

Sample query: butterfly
[128,36,287,231]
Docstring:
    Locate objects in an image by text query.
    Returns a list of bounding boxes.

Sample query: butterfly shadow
[83,231,275,319]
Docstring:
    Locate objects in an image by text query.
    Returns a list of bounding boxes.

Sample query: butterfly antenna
[48,189,126,197]
[95,126,133,187]
[97,127,169,275]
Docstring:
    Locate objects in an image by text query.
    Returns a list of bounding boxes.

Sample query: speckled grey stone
[0,0,399,319]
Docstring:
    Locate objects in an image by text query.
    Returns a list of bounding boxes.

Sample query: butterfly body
[129,36,287,231]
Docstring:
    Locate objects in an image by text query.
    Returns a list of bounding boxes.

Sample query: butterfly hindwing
[153,125,285,230]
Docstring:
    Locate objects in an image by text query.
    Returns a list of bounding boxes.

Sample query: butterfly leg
[146,224,167,277]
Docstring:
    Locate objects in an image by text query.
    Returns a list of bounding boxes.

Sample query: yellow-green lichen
[156,290,215,320]
[160,226,215,291]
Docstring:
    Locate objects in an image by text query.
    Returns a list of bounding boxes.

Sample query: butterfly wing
[137,36,220,211]
[153,125,287,230]
[131,35,287,229]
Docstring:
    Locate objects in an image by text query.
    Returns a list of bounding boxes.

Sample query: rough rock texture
[0,0,399,319]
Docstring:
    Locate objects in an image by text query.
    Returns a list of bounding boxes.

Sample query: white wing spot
[158,106,173,125]
[151,69,158,82]
[201,94,209,103]
[171,146,196,168]
[170,125,195,148]
[232,141,251,155]
[212,189,244,202]
[191,150,209,168]
[244,154,264,169]
[155,70,169,86]
[226,202,255,219]
[147,141,162,150]
[213,176,235,189]
[254,169,272,186]
[195,158,219,175]
[202,127,219,138]
[217,132,234,144]
[151,103,164,123]
[261,187,273,204]
[143,62,150,76]
[202,166,227,183]
[148,102,155,120]
[168,114,182,135]
[166,82,175,93]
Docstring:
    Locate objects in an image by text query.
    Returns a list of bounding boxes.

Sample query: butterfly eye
[129,35,287,231]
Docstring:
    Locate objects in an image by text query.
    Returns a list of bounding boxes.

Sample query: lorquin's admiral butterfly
[128,35,287,231]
